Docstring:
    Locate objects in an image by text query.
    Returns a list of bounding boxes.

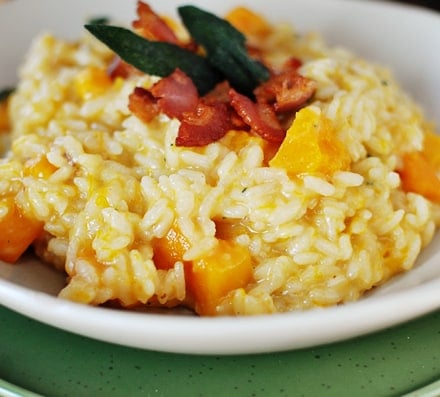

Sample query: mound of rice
[1,8,439,315]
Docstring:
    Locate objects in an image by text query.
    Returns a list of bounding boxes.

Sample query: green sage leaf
[85,24,222,95]
[178,5,270,97]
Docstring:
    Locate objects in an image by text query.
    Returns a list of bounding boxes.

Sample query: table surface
[0,305,439,397]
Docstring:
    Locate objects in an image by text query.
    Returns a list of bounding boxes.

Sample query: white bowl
[0,0,439,355]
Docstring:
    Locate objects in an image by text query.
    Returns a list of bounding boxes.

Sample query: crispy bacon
[133,1,180,44]
[150,68,199,119]
[128,69,199,122]
[129,69,315,146]
[129,70,230,147]
[254,70,316,112]
[128,87,160,123]
[112,1,320,148]
[229,88,285,143]
[281,57,303,72]
[202,81,231,105]
[202,81,249,131]
[176,102,231,146]
[129,69,198,123]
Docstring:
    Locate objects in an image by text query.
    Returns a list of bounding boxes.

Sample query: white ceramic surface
[0,0,439,355]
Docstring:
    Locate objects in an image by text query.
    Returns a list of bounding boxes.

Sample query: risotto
[1,2,440,316]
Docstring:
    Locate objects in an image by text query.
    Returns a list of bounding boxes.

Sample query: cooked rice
[1,13,439,315]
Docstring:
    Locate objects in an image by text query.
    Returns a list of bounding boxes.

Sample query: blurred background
[0,0,438,11]
[393,0,439,10]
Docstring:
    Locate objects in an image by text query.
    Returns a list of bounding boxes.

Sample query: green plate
[0,305,439,397]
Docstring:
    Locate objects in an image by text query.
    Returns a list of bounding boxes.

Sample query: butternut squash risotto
[1,2,439,315]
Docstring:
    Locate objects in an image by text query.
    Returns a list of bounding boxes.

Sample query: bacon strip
[129,69,315,146]
[133,1,180,44]
[229,88,285,143]
[128,87,159,123]
[129,70,231,146]
[281,57,303,72]
[254,70,317,112]
[202,81,249,131]
[119,2,319,148]
[177,103,231,146]
[202,81,232,106]
[150,68,199,119]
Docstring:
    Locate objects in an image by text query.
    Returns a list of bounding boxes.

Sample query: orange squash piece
[74,66,113,100]
[399,151,440,203]
[152,224,191,271]
[225,7,272,38]
[0,197,43,263]
[152,225,253,315]
[189,239,252,315]
[269,107,351,176]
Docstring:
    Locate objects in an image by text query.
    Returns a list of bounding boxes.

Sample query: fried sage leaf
[85,24,222,95]
[178,5,270,97]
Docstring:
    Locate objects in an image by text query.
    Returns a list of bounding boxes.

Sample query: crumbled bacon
[202,81,232,106]
[150,68,199,119]
[129,70,231,147]
[228,106,251,131]
[108,1,319,148]
[129,67,316,146]
[229,88,285,143]
[177,102,231,146]
[124,2,317,148]
[128,87,159,123]
[133,1,180,44]
[281,57,303,72]
[254,69,317,112]
[202,81,249,131]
